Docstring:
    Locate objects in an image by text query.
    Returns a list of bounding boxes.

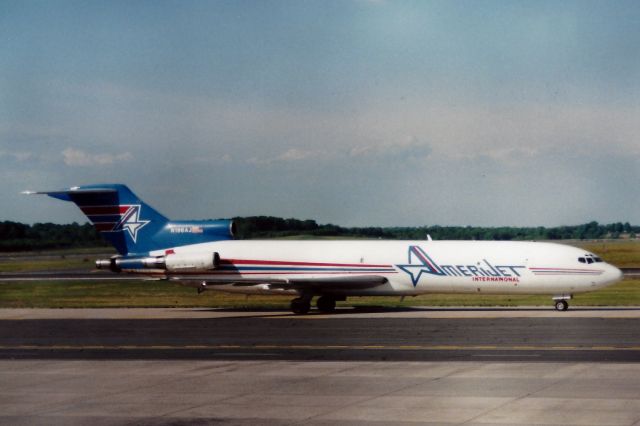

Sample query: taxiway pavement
[4,359,640,425]
[3,307,640,425]
[1,307,640,362]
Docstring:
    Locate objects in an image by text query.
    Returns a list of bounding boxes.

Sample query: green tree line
[0,218,638,252]
[233,217,638,241]
[0,221,107,251]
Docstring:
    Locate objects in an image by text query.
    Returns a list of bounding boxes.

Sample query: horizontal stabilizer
[22,187,117,200]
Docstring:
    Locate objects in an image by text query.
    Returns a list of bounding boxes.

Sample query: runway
[3,308,640,425]
[2,307,640,362]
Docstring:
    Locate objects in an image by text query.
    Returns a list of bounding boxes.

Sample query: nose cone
[604,264,624,285]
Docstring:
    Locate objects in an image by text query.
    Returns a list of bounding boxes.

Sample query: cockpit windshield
[578,254,603,264]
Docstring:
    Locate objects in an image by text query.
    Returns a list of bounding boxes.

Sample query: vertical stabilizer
[33,184,168,255]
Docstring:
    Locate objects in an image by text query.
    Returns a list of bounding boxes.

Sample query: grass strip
[0,278,638,309]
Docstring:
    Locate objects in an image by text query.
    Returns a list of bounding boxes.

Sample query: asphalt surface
[4,308,640,425]
[2,309,640,362]
[7,359,640,425]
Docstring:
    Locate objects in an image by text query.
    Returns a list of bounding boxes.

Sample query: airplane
[21,184,623,314]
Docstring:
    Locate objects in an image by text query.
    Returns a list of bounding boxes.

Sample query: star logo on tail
[397,245,445,287]
[113,205,150,243]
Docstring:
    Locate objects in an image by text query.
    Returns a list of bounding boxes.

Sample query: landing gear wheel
[554,300,569,311]
[291,297,311,315]
[316,296,336,313]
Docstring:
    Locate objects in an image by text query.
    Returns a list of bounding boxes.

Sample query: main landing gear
[290,297,311,315]
[316,296,336,313]
[553,295,572,311]
[290,295,342,314]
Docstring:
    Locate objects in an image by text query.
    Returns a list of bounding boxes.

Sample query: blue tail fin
[42,184,168,255]
[31,184,235,256]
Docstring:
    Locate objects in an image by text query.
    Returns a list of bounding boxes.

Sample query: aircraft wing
[168,274,389,291]
[0,272,388,292]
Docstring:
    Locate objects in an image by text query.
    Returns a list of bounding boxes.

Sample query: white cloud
[188,153,233,165]
[5,80,637,226]
[353,100,640,163]
[62,147,133,167]
[349,136,432,164]
[0,151,33,162]
[247,148,320,165]
[48,81,640,168]
[278,148,316,161]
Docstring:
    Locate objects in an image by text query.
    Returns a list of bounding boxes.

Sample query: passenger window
[578,257,586,263]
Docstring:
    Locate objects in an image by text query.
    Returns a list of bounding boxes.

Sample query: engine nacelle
[163,252,220,272]
[96,257,121,272]
[140,257,165,268]
[96,252,220,272]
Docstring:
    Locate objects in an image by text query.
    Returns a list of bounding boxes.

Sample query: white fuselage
[148,240,623,297]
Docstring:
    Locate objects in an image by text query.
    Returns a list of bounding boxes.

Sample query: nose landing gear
[552,295,572,311]
[554,300,568,311]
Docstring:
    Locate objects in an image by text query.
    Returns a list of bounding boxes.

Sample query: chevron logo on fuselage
[397,245,527,287]
[396,246,445,287]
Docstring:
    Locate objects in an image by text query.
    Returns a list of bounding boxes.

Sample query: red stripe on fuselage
[530,268,604,272]
[166,271,398,276]
[220,259,392,268]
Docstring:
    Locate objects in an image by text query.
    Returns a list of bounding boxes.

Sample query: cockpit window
[580,253,602,264]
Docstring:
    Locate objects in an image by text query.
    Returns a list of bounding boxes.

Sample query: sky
[1,0,639,227]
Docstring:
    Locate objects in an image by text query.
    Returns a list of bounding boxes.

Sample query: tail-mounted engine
[144,252,221,271]
[96,252,221,272]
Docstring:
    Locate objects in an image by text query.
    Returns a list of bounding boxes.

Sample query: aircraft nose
[606,264,623,283]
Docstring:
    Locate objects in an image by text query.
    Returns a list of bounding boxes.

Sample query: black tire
[291,298,311,315]
[316,296,336,313]
[555,300,569,311]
